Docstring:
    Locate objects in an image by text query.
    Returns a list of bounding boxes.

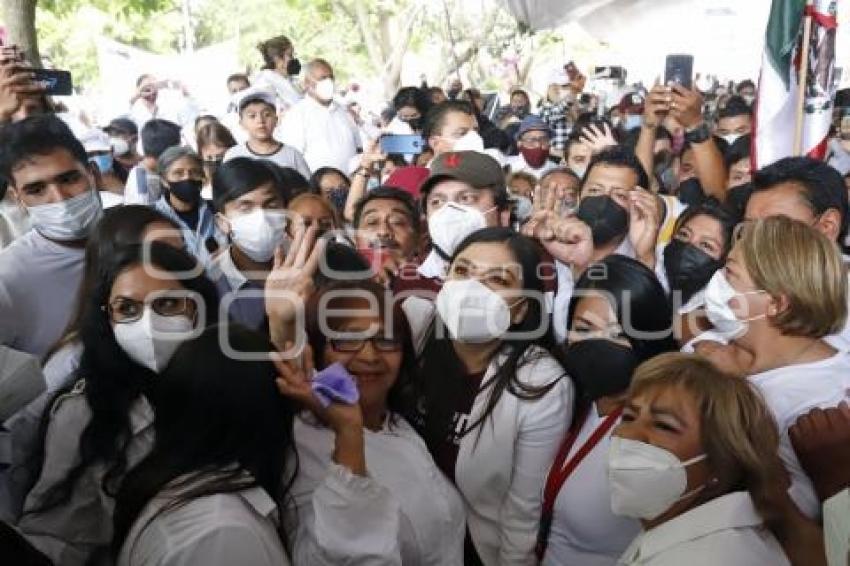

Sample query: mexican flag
[754,0,838,169]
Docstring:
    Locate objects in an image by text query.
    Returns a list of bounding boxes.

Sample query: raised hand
[627,188,662,270]
[790,402,850,503]
[0,48,44,122]
[580,122,618,154]
[523,211,594,269]
[668,83,704,129]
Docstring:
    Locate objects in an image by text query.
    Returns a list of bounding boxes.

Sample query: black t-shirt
[431,370,485,483]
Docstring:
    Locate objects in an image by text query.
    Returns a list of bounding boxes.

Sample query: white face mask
[226,209,288,262]
[623,114,642,131]
[512,195,534,223]
[451,130,485,153]
[742,94,756,106]
[436,278,519,343]
[571,164,587,179]
[428,202,490,258]
[113,309,195,373]
[26,188,103,241]
[703,270,765,340]
[609,436,707,520]
[314,78,335,102]
[721,133,742,145]
[110,137,130,156]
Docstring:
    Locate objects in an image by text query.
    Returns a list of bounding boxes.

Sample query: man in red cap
[393,150,511,296]
[618,92,645,133]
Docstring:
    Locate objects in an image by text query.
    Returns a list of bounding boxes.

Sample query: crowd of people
[0,31,849,566]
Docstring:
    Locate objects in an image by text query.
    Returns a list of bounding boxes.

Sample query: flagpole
[793,0,815,156]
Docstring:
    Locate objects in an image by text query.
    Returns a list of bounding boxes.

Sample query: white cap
[79,128,111,153]
[233,86,277,112]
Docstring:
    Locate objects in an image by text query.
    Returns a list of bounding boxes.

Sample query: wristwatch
[684,122,711,144]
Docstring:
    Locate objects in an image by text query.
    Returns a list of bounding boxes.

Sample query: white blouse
[542,405,641,566]
[290,415,466,565]
[749,351,850,519]
[617,491,789,566]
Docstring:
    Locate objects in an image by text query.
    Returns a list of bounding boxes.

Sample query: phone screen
[32,69,73,96]
[665,55,694,90]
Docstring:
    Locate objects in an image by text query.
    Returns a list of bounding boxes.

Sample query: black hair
[270,165,310,198]
[724,134,752,170]
[573,113,619,144]
[47,205,183,362]
[753,156,849,241]
[352,186,419,230]
[140,119,181,159]
[212,157,293,211]
[539,167,580,186]
[311,241,370,290]
[566,254,677,362]
[30,243,220,515]
[392,86,432,117]
[305,279,416,420]
[672,199,741,260]
[308,167,349,194]
[0,114,88,187]
[582,146,650,193]
[736,79,756,94]
[412,227,562,450]
[718,96,753,120]
[226,73,250,86]
[422,100,475,141]
[257,36,293,70]
[111,324,297,558]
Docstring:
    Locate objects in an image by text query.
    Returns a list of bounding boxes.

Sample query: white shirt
[253,69,303,110]
[618,492,789,566]
[277,96,361,172]
[824,489,850,566]
[505,154,558,180]
[542,406,641,566]
[291,415,465,565]
[0,230,85,357]
[749,351,850,519]
[223,142,311,179]
[118,481,289,566]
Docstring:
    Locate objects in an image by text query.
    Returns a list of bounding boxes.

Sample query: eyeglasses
[105,295,197,324]
[329,336,402,353]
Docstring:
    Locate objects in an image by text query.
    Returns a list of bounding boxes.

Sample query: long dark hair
[412,227,562,449]
[566,254,677,362]
[672,200,740,261]
[30,243,220,513]
[111,324,297,558]
[45,205,183,363]
[305,279,417,421]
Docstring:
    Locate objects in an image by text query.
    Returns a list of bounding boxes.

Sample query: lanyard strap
[535,404,623,560]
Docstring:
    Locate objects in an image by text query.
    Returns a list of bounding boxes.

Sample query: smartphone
[32,69,72,96]
[664,54,694,90]
[380,134,424,155]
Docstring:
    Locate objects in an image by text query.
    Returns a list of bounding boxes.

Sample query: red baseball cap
[384,166,430,198]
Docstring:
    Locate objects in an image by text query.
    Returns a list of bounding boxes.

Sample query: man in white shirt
[129,74,198,131]
[0,115,102,357]
[277,59,361,172]
[504,116,558,180]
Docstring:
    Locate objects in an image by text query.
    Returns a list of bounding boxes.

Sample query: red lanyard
[536,404,623,560]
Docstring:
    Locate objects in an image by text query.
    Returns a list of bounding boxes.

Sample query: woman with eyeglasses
[402,227,574,565]
[0,206,185,524]
[15,242,219,566]
[281,279,465,564]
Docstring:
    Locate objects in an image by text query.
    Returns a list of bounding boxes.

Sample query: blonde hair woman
[610,353,790,566]
[697,215,850,519]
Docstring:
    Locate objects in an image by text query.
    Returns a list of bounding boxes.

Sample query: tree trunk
[2,0,40,67]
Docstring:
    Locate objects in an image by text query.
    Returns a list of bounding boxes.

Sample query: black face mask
[562,339,640,401]
[287,58,302,76]
[726,182,753,217]
[576,196,629,246]
[677,178,706,207]
[167,179,203,205]
[663,239,723,305]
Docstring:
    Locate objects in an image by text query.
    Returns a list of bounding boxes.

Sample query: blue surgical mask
[90,154,113,174]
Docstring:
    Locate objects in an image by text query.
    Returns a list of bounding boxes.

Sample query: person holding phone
[0,45,49,125]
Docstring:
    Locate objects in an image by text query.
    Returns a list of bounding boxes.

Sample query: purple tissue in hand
[311,362,360,408]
